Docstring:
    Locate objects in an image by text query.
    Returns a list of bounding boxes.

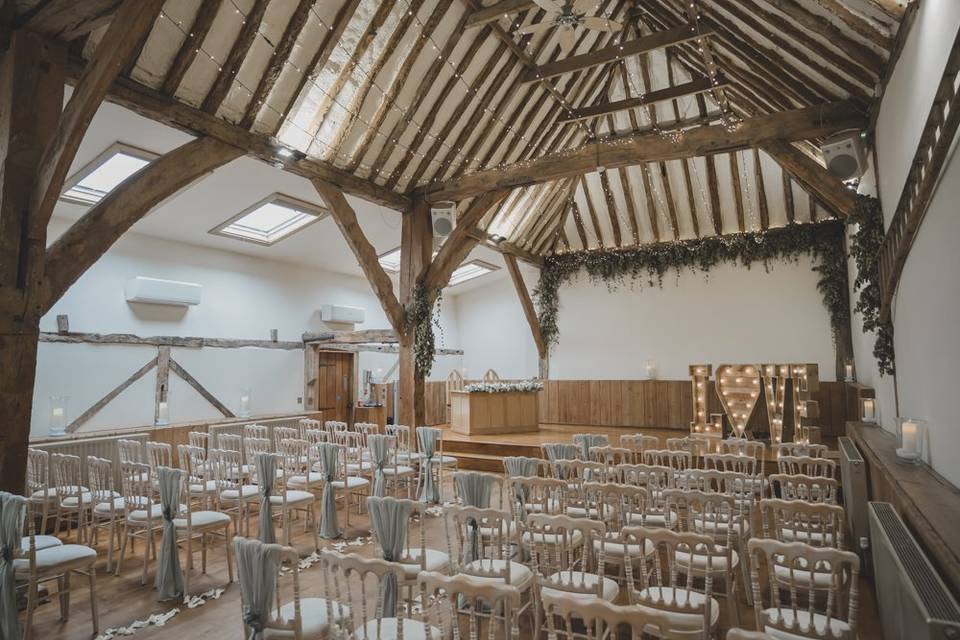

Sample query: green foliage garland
[533,221,851,353]
[847,195,895,375]
[407,284,438,378]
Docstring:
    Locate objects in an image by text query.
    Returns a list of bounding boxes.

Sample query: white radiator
[34,432,151,488]
[869,502,960,640]
[839,436,871,574]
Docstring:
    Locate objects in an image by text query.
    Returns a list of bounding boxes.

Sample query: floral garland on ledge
[463,380,544,393]
[533,220,850,354]
[847,195,895,375]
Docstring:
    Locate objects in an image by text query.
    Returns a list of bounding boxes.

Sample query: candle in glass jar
[862,399,876,421]
[157,401,169,425]
[845,363,854,381]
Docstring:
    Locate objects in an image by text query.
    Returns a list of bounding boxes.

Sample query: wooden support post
[397,198,433,428]
[56,314,69,334]
[0,31,65,492]
[154,346,170,425]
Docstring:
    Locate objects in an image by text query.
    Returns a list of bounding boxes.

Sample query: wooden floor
[25,476,880,640]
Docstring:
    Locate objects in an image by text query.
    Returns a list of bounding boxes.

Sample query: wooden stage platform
[440,423,839,472]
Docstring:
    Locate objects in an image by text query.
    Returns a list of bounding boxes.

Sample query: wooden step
[448,452,509,473]
[442,438,541,459]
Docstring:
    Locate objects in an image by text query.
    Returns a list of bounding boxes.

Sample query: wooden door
[316,351,354,423]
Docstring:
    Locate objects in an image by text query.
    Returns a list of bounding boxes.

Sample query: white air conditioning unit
[320,304,365,324]
[431,201,456,237]
[822,132,867,180]
[124,276,201,306]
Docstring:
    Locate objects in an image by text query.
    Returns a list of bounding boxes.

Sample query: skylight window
[448,259,498,286]
[378,247,403,272]
[210,194,327,246]
[61,143,156,205]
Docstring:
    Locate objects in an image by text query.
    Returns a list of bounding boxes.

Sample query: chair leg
[142,530,151,586]
[115,527,129,577]
[105,518,115,573]
[202,533,208,574]
[24,578,38,640]
[225,524,234,583]
[61,571,71,620]
[88,566,99,634]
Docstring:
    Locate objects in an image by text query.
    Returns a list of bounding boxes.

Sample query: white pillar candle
[862,399,876,421]
[902,420,918,453]
[157,401,169,425]
[845,364,854,381]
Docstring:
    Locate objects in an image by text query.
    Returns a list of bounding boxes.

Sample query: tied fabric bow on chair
[417,427,440,504]
[367,496,413,617]
[254,453,277,544]
[317,443,340,539]
[155,467,185,601]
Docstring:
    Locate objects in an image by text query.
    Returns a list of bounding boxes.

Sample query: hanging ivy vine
[407,284,442,378]
[533,221,851,354]
[847,195,895,375]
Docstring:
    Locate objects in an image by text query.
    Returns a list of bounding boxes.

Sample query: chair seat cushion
[175,510,231,529]
[465,559,533,588]
[330,477,370,489]
[220,485,260,500]
[521,530,583,547]
[635,587,720,634]
[762,607,851,639]
[269,490,315,505]
[628,510,678,528]
[60,492,94,507]
[772,557,834,589]
[674,549,739,574]
[542,571,619,602]
[20,535,63,552]
[346,461,375,472]
[779,528,832,546]
[31,485,87,499]
[262,597,348,639]
[14,543,97,572]
[594,537,654,560]
[401,548,450,578]
[189,480,218,493]
[287,473,324,486]
[566,504,612,519]
[95,495,152,514]
[353,617,442,640]
[383,465,415,476]
[477,521,518,539]
[427,455,458,466]
[128,503,175,521]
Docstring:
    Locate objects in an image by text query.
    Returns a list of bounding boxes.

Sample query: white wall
[859,3,960,485]
[35,217,461,437]
[455,257,838,382]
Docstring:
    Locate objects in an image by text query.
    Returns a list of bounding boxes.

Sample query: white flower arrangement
[463,380,544,394]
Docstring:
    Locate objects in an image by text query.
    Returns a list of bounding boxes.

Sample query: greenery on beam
[847,195,895,375]
[533,221,851,355]
[407,283,438,378]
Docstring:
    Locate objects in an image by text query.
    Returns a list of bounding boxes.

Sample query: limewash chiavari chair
[273,425,299,447]
[321,443,370,530]
[303,427,328,447]
[759,498,846,550]
[165,462,234,595]
[379,434,416,498]
[51,453,91,542]
[581,482,655,585]
[354,421,378,442]
[590,445,632,473]
[747,539,860,640]
[187,431,209,453]
[508,476,566,524]
[114,461,165,582]
[367,496,450,609]
[541,443,579,470]
[16,499,100,640]
[619,433,660,463]
[524,512,616,616]
[769,473,839,504]
[284,437,323,496]
[87,455,122,571]
[444,504,538,634]
[145,441,172,491]
[216,432,251,480]
[542,590,672,640]
[643,448,694,478]
[777,455,837,479]
[26,447,58,534]
[118,438,145,465]
[705,452,768,503]
[386,424,421,467]
[622,525,721,640]
[244,436,272,478]
[722,437,767,462]
[244,423,269,441]
[272,441,319,549]
[666,488,747,620]
[341,431,375,480]
[321,550,437,639]
[324,420,348,442]
[179,444,217,509]
[418,571,521,640]
[208,448,258,536]
[774,442,828,459]
[233,536,343,640]
[614,464,677,529]
[299,417,322,439]
[550,460,605,518]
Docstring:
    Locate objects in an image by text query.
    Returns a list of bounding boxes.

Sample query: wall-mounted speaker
[821,132,867,181]
[431,201,457,237]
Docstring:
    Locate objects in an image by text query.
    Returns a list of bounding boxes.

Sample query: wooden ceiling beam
[782,167,796,224]
[16,0,121,40]
[570,198,589,249]
[503,253,547,364]
[728,152,745,232]
[618,167,641,245]
[753,148,770,229]
[31,0,164,230]
[464,0,535,29]
[658,162,680,240]
[346,0,454,174]
[638,164,660,241]
[312,180,406,334]
[419,101,865,201]
[558,75,729,123]
[43,137,242,310]
[520,23,707,84]
[271,0,362,136]
[200,0,269,115]
[705,153,722,234]
[239,0,314,129]
[761,139,858,217]
[580,176,606,247]
[160,0,222,96]
[71,64,409,210]
[599,170,623,246]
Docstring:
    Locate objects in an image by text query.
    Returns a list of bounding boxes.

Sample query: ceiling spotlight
[277,147,295,159]
[489,234,506,243]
